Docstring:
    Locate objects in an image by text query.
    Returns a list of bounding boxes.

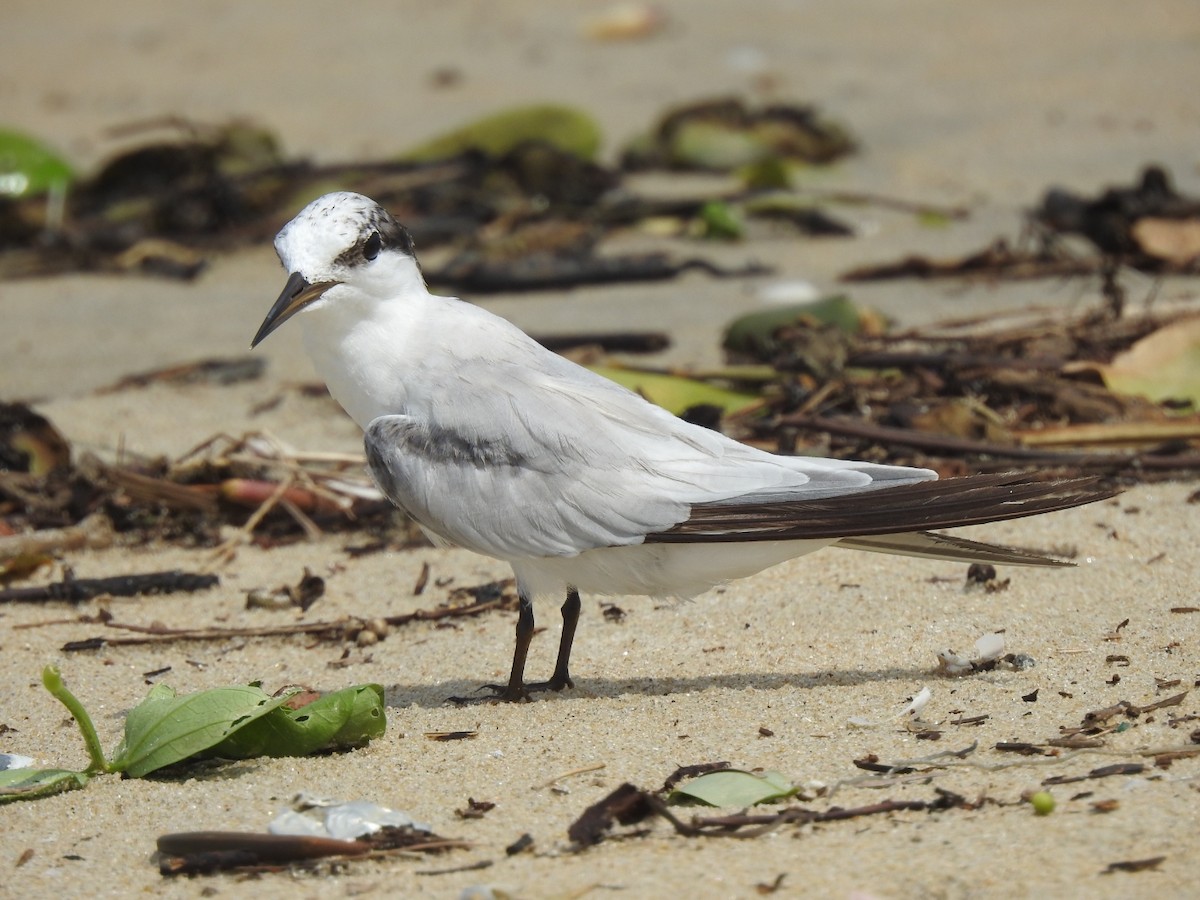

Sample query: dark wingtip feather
[647,473,1119,544]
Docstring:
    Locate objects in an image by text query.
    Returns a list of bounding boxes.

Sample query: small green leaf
[0,129,74,197]
[588,364,761,416]
[0,767,90,804]
[917,209,952,228]
[697,200,744,240]
[111,684,294,777]
[399,104,602,163]
[723,295,881,360]
[209,684,386,759]
[668,769,796,807]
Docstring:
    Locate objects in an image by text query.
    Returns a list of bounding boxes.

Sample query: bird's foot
[447,673,574,705]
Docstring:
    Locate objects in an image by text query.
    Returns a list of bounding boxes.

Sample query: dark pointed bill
[251,272,339,348]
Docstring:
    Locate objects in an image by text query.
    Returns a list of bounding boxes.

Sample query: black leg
[456,589,581,704]
[541,589,580,692]
[497,591,536,701]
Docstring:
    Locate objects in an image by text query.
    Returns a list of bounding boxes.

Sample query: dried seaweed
[727,303,1200,475]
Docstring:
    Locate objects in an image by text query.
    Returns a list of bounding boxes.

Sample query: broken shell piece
[325,801,425,839]
[936,631,1013,675]
[974,631,1006,662]
[936,649,974,676]
[268,798,430,840]
[901,687,932,718]
[267,810,328,837]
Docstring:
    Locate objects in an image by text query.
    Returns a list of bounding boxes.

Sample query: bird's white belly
[510,538,836,601]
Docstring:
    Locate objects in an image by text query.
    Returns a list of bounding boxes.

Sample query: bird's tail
[834,531,1073,567]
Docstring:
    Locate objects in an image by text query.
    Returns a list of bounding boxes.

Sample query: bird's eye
[362,232,382,261]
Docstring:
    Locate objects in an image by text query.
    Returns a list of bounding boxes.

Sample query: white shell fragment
[268,797,431,840]
[937,631,1015,676]
[901,686,932,718]
[974,631,1007,661]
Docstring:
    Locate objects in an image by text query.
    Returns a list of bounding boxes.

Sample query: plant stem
[42,666,110,774]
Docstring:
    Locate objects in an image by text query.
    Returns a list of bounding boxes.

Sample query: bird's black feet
[447,589,581,704]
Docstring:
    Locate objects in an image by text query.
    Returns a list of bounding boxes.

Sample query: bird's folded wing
[360,357,928,559]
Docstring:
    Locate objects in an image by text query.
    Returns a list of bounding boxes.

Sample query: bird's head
[251,191,421,348]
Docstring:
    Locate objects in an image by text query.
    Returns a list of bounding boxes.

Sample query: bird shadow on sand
[384,666,935,710]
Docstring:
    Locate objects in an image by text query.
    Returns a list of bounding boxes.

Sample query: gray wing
[361,354,932,560]
[364,411,687,558]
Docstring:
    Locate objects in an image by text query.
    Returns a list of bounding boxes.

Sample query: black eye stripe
[330,213,417,269]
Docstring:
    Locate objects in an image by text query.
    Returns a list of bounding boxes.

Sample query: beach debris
[622,97,856,172]
[0,568,217,603]
[425,730,480,742]
[539,762,608,792]
[658,761,732,793]
[456,798,496,820]
[0,128,74,199]
[158,805,464,877]
[849,166,1200,283]
[270,795,430,839]
[1082,314,1200,406]
[98,356,266,392]
[1035,166,1200,263]
[583,3,667,41]
[1027,790,1056,815]
[0,402,71,475]
[936,631,1030,676]
[505,833,534,856]
[667,769,796,807]
[157,831,372,874]
[586,363,763,417]
[965,563,1009,591]
[428,246,769,295]
[695,200,744,240]
[722,294,879,364]
[567,782,659,847]
[755,874,788,895]
[0,666,385,803]
[0,765,91,803]
[1,113,765,289]
[0,752,35,771]
[536,330,671,356]
[50,580,515,651]
[1041,763,1145,786]
[840,237,1100,283]
[245,567,325,612]
[398,103,602,163]
[1102,856,1167,875]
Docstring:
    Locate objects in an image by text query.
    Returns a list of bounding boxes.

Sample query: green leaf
[0,129,74,197]
[668,769,796,807]
[208,684,386,759]
[399,104,602,163]
[0,767,90,804]
[588,364,761,416]
[697,200,744,240]
[110,683,294,777]
[722,295,878,359]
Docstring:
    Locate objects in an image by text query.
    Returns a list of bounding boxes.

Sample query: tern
[252,191,1114,701]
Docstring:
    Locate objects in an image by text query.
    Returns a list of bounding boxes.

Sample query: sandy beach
[3,2,1199,897]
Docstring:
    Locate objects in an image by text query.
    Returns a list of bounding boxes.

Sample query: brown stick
[781,414,1200,470]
